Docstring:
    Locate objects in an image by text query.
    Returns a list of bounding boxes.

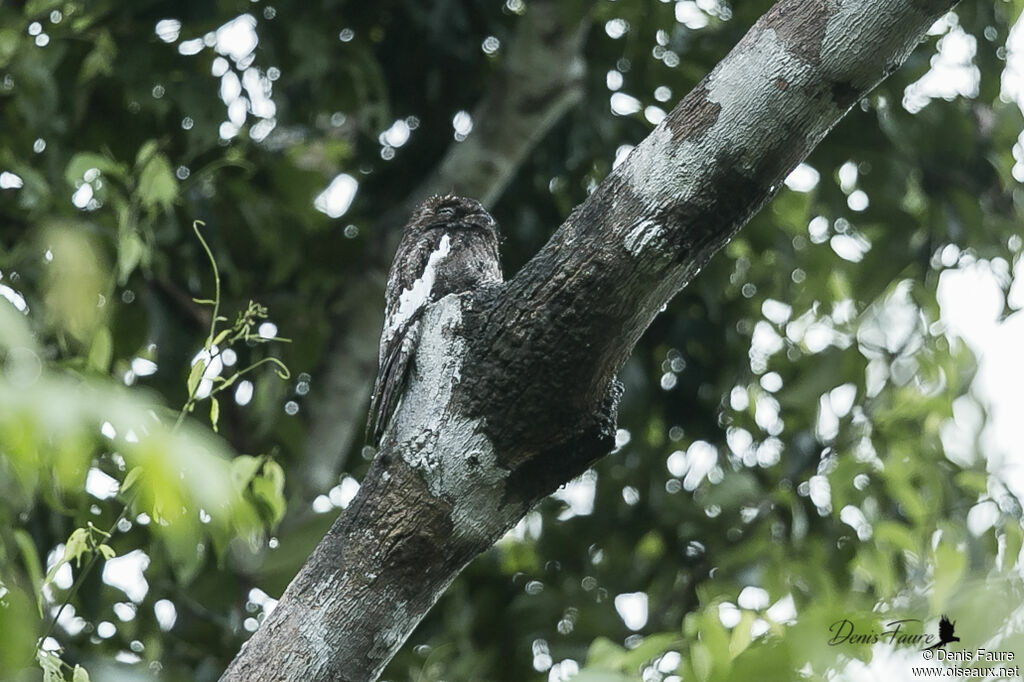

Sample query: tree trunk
[222,0,958,679]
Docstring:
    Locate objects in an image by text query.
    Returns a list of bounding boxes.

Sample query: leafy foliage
[1,0,1023,681]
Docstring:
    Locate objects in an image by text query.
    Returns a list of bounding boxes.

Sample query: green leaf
[618,633,679,670]
[0,298,39,354]
[0,28,19,69]
[135,141,159,167]
[954,471,988,496]
[117,231,147,283]
[585,637,627,669]
[87,327,113,373]
[231,455,264,487]
[698,610,732,671]
[1002,524,1023,573]
[162,515,206,583]
[136,146,178,210]
[63,527,91,569]
[98,544,116,560]
[210,396,220,432]
[0,583,38,672]
[931,541,966,611]
[251,460,287,526]
[187,360,206,397]
[1008,0,1024,24]
[690,640,714,681]
[64,152,125,186]
[121,467,142,494]
[262,459,285,490]
[729,611,756,658]
[73,665,92,682]
[874,521,918,555]
[635,531,665,560]
[36,650,64,682]
[24,0,63,18]
[212,328,231,346]
[13,529,45,616]
[79,29,116,83]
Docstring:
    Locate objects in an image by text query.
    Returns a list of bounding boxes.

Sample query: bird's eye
[437,207,456,219]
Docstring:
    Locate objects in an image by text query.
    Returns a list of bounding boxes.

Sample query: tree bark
[299,0,592,493]
[222,0,958,679]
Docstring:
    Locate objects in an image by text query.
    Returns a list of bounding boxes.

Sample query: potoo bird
[366,194,503,446]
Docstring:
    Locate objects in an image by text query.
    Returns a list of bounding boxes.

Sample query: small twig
[39,504,132,645]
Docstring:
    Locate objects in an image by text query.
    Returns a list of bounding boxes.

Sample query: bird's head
[409,194,497,234]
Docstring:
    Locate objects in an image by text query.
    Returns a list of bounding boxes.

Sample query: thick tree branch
[300,0,591,492]
[460,0,958,454]
[223,1,958,680]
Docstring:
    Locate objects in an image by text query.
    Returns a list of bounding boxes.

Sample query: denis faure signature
[828,618,936,647]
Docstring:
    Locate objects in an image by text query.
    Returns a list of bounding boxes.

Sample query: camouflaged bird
[366,195,502,446]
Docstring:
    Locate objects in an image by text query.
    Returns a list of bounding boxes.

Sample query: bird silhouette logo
[922,615,960,651]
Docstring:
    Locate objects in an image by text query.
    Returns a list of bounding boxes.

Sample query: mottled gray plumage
[367,194,503,446]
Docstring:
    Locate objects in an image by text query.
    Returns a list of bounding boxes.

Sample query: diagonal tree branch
[223,1,958,680]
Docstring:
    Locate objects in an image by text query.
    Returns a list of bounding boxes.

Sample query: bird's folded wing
[366,311,423,446]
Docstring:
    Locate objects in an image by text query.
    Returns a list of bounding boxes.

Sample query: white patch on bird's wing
[385,234,452,341]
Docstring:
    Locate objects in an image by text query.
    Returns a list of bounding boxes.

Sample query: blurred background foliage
[2,0,1024,680]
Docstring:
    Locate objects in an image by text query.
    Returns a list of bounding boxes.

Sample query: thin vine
[177,221,291,432]
[36,220,292,681]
